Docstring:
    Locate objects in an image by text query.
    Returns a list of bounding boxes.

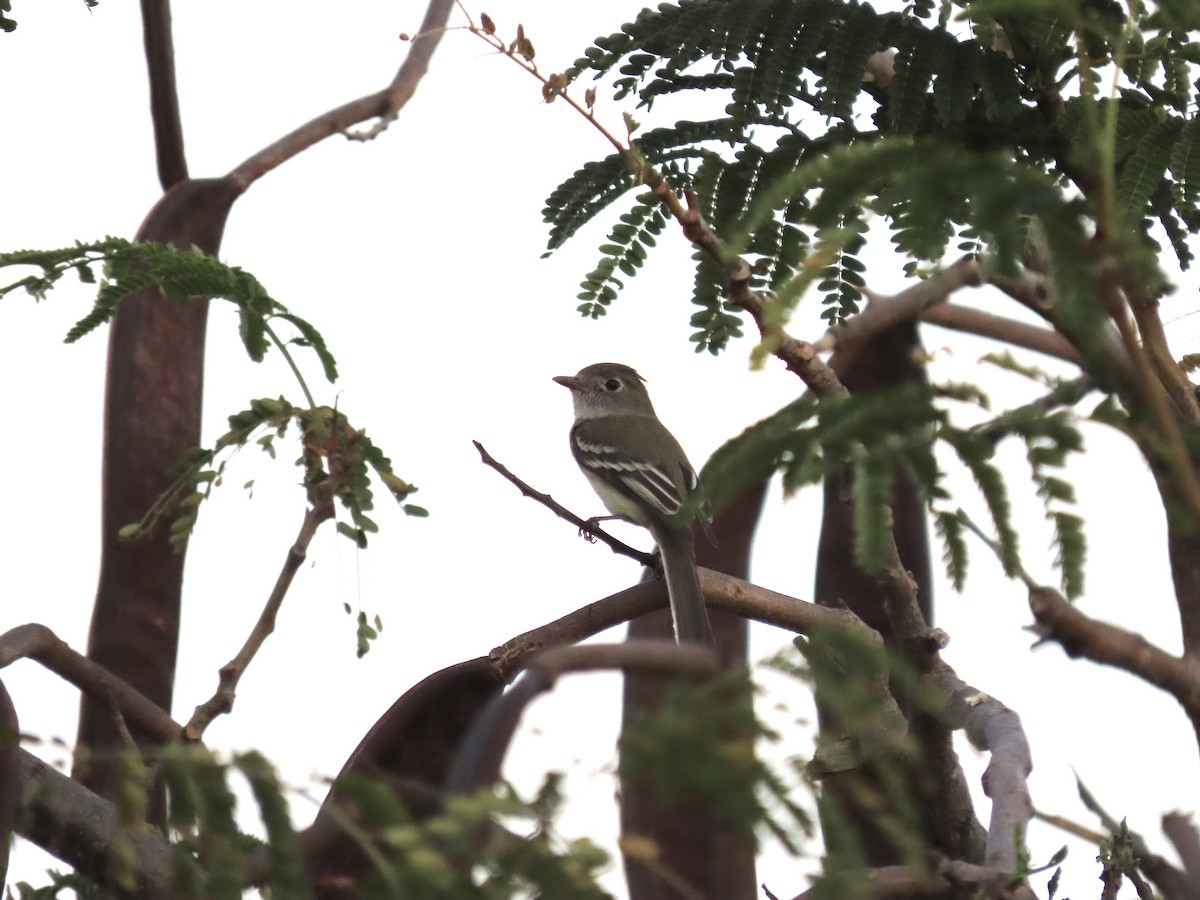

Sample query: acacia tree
[5,0,1200,899]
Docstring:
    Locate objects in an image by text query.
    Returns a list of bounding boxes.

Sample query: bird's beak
[553,375,583,390]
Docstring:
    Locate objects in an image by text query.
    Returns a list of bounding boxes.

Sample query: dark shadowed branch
[446,642,720,794]
[0,679,16,890]
[1163,812,1200,882]
[140,0,188,188]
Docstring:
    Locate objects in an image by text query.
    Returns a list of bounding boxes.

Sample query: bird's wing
[571,418,695,520]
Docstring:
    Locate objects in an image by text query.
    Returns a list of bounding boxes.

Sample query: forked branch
[227,0,455,190]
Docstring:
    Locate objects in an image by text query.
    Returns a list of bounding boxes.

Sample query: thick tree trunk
[813,321,935,868]
[73,178,240,818]
[620,483,766,899]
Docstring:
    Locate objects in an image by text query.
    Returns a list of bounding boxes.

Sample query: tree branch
[1162,811,1200,882]
[1027,586,1200,728]
[227,0,454,190]
[473,440,654,566]
[489,570,864,682]
[921,303,1080,363]
[18,749,174,899]
[0,678,16,890]
[930,658,1032,871]
[787,856,1036,900]
[184,488,335,740]
[139,0,188,188]
[446,642,719,794]
[815,257,982,356]
[1075,777,1199,900]
[0,624,181,745]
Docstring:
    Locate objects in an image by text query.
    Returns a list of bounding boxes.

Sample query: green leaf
[1117,117,1182,216]
[820,3,886,120]
[117,523,145,541]
[934,511,968,591]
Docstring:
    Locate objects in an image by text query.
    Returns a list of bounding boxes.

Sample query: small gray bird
[553,362,714,646]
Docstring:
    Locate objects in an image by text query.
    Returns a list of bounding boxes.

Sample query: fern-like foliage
[153,748,616,899]
[0,237,338,381]
[576,191,668,318]
[703,371,1090,595]
[545,0,1199,337]
[120,397,424,556]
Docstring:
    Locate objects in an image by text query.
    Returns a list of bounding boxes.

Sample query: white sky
[2,2,1198,898]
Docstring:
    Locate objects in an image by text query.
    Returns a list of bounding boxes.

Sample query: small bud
[542,72,567,103]
[514,23,535,61]
[398,32,410,41]
[584,86,597,109]
[480,12,495,34]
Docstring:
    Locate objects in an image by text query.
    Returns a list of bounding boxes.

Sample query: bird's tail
[651,524,714,646]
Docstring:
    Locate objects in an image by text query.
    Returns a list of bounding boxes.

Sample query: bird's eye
[604,378,622,391]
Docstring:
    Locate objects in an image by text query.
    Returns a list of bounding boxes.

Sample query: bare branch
[184,490,335,740]
[1163,812,1200,880]
[788,857,1036,900]
[139,0,188,188]
[0,624,181,745]
[1028,586,1200,725]
[227,0,455,190]
[473,440,654,567]
[930,658,1032,871]
[815,257,982,355]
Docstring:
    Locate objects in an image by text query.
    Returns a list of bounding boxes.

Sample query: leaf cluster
[619,672,813,855]
[0,237,337,384]
[542,0,1200,351]
[702,371,1090,597]
[119,398,425,559]
[324,774,612,899]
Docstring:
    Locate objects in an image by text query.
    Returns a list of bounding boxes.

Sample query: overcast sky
[2,2,1198,897]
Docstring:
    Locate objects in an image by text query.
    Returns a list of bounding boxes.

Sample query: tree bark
[620,483,766,899]
[73,178,241,818]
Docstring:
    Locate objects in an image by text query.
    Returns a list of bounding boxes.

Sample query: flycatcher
[553,363,714,646]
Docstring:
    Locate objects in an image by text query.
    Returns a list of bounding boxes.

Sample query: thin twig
[472,440,655,567]
[184,489,335,739]
[1076,777,1199,900]
[0,624,181,744]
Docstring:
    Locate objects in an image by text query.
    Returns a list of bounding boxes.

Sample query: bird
[553,362,714,646]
